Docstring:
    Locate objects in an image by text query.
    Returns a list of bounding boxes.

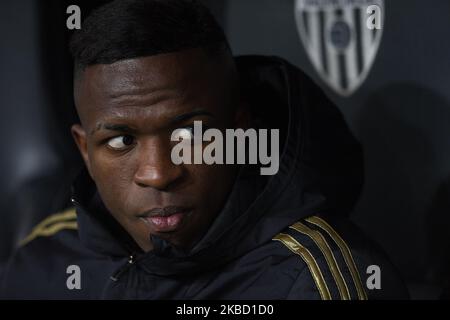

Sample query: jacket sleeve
[284,244,410,300]
[275,215,410,300]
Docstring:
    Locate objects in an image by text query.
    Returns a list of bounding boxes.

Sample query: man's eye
[106,135,135,150]
[172,127,194,141]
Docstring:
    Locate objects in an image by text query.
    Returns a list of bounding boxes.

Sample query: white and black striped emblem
[295,0,384,96]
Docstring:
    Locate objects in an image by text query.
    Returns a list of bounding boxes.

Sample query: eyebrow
[90,123,136,136]
[170,110,214,124]
[90,110,214,135]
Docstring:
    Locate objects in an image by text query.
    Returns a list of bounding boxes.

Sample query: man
[0,0,407,299]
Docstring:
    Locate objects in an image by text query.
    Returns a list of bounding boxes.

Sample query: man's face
[72,48,243,252]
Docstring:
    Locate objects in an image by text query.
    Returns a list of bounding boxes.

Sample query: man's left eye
[106,135,135,150]
[172,127,194,141]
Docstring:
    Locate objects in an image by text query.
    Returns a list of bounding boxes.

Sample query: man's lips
[138,206,192,233]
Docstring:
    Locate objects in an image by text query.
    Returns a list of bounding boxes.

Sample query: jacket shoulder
[19,207,78,247]
[0,208,82,298]
[272,215,368,300]
[272,215,408,300]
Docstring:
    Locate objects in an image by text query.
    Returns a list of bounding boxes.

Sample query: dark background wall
[1,0,449,299]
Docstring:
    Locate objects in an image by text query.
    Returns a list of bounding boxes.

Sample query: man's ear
[71,124,91,174]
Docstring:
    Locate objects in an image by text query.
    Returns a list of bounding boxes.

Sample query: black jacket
[0,56,408,299]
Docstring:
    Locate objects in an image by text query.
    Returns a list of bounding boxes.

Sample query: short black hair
[70,0,230,72]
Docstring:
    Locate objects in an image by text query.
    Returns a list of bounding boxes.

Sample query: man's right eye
[106,135,135,150]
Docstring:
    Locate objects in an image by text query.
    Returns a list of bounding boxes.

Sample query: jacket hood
[72,55,364,276]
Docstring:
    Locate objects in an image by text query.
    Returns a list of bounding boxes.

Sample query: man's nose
[133,138,184,190]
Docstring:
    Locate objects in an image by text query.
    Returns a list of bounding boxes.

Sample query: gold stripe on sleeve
[290,222,351,300]
[273,233,332,300]
[305,216,368,300]
[20,208,77,246]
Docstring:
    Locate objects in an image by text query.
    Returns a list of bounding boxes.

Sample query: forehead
[75,48,233,125]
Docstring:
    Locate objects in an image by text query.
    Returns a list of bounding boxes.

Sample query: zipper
[70,197,80,207]
[110,254,136,282]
